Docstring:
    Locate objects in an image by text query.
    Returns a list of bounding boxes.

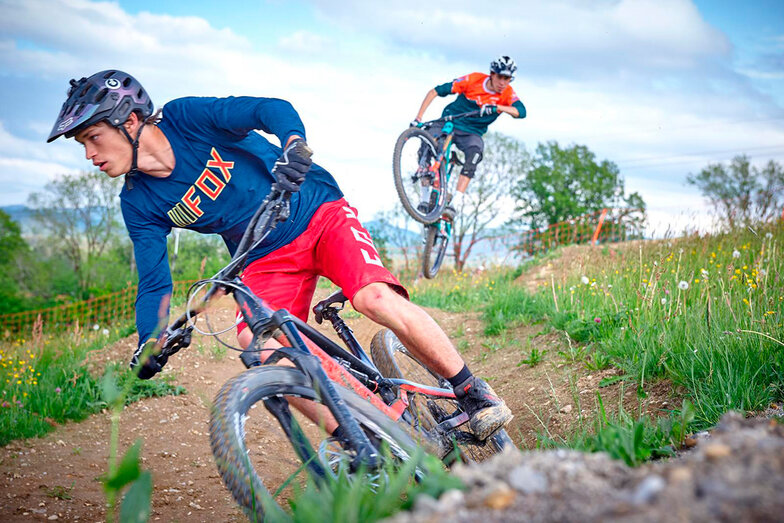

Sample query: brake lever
[160,325,193,357]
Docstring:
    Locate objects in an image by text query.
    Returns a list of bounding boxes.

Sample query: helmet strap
[119,119,148,190]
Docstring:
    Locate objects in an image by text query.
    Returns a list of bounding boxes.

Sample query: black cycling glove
[272,139,313,192]
[130,339,169,380]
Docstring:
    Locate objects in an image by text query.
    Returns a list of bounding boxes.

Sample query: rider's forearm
[496,105,520,118]
[416,89,438,120]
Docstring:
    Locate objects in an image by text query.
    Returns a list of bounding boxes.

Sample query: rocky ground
[391,413,784,523]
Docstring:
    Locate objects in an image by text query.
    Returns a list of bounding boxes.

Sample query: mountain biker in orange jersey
[47,69,512,441]
[412,55,526,220]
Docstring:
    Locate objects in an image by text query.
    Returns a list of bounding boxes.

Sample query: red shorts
[237,198,407,333]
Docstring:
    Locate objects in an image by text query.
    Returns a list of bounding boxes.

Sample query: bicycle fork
[234,286,380,471]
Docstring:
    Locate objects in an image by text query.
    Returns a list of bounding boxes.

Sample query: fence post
[591,208,609,245]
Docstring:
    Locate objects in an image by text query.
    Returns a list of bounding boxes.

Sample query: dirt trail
[0,287,671,521]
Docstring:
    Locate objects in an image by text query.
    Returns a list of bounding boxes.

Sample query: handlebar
[419,110,481,128]
[157,184,297,356]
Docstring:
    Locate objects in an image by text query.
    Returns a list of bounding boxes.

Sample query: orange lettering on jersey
[195,168,225,200]
[182,186,203,217]
[206,148,234,183]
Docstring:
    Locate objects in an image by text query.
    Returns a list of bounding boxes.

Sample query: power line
[617,144,784,170]
[587,116,784,140]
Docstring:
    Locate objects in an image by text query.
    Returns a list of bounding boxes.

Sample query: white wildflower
[732,250,740,259]
[92,324,100,331]
[102,328,110,336]
[700,269,709,279]
[661,298,667,305]
[678,280,689,290]
[581,276,590,285]
[766,232,773,239]
[591,282,597,287]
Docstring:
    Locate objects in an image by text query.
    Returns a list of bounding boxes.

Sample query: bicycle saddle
[313,289,348,324]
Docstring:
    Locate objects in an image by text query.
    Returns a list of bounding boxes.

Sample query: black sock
[331,424,348,443]
[447,364,473,388]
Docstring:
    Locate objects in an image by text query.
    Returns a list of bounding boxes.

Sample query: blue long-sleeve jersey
[120,96,343,344]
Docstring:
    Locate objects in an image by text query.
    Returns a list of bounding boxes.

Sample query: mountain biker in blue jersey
[412,56,526,219]
[46,69,512,441]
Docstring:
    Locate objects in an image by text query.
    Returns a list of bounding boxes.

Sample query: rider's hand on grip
[130,338,169,380]
[409,119,422,128]
[479,104,497,117]
[272,139,313,193]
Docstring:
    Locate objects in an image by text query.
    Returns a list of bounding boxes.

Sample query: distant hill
[1,205,124,236]
[1,205,36,234]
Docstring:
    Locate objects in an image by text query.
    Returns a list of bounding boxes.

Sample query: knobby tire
[422,225,449,279]
[209,366,420,521]
[369,329,513,463]
[392,127,447,224]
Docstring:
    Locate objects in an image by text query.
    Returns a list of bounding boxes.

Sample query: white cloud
[310,0,730,79]
[0,0,782,235]
[0,157,78,205]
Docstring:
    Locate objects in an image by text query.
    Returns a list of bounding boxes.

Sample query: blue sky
[1,0,783,234]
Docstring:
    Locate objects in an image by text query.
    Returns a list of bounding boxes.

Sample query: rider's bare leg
[351,282,464,378]
[455,174,470,194]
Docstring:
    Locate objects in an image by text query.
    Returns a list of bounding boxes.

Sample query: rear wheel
[209,366,420,521]
[392,127,447,224]
[422,224,449,279]
[370,329,513,462]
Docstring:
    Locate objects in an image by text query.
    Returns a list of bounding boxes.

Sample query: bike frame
[155,189,472,470]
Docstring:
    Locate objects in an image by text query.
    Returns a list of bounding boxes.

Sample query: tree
[686,155,784,229]
[451,132,529,271]
[27,170,122,298]
[509,141,644,229]
[368,206,422,277]
[0,210,30,313]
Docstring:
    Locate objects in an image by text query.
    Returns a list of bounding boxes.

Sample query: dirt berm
[389,413,784,523]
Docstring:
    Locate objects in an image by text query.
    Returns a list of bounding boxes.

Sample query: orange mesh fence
[381,208,644,263]
[0,280,198,334]
[513,208,645,257]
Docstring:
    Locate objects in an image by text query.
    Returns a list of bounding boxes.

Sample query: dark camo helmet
[47,70,154,143]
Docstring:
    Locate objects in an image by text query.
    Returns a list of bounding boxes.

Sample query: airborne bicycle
[148,184,513,520]
[392,111,480,278]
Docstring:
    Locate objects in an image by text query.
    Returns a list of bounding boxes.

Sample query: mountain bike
[392,111,479,278]
[147,185,514,520]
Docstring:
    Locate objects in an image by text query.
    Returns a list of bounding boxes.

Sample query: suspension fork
[234,285,380,469]
[274,314,380,469]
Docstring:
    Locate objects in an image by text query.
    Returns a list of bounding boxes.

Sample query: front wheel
[209,366,420,521]
[392,127,447,224]
[370,329,514,463]
[422,224,449,279]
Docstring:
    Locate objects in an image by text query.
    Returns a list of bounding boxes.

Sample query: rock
[560,404,573,414]
[668,467,692,483]
[508,465,548,494]
[704,443,731,461]
[482,482,516,510]
[631,475,665,504]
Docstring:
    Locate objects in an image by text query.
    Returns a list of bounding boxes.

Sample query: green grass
[0,324,185,446]
[540,394,696,467]
[410,221,783,456]
[271,448,464,522]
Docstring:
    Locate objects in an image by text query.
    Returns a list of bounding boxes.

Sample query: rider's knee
[352,282,404,319]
